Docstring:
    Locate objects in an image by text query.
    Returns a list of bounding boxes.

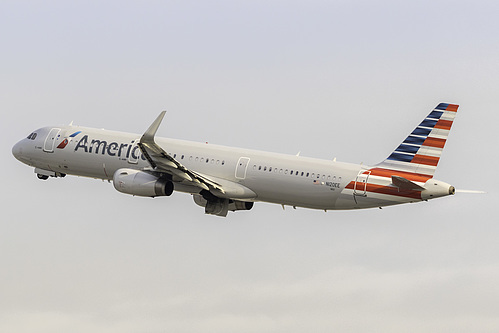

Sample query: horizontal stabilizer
[391,175,425,191]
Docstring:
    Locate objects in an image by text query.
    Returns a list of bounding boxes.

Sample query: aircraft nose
[12,141,24,161]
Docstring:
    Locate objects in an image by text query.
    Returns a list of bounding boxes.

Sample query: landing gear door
[354,170,371,197]
[43,128,61,153]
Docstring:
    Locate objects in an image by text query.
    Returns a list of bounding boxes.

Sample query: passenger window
[206,158,209,163]
[264,166,267,171]
[181,155,185,159]
[195,157,199,162]
[269,167,272,172]
[222,160,225,165]
[290,170,293,175]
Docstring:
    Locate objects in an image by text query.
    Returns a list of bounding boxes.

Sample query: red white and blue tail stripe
[342,103,458,208]
[376,103,459,178]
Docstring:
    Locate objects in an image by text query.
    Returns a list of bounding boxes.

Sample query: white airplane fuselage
[13,104,458,216]
[14,125,363,209]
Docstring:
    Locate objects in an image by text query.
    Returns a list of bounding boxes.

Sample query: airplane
[12,103,458,217]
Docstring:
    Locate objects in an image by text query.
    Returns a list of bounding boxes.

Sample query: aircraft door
[353,170,371,197]
[235,157,250,179]
[43,128,61,153]
[127,140,140,164]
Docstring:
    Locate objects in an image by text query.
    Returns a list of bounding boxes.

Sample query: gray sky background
[2,1,498,332]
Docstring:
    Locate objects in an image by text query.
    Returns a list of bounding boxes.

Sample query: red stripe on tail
[346,181,422,199]
[369,168,432,182]
[435,119,453,130]
[422,137,446,148]
[411,154,440,166]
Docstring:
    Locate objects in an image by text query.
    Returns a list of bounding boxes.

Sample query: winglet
[141,111,166,143]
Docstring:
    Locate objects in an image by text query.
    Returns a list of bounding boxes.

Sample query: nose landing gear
[35,168,66,180]
[37,174,49,180]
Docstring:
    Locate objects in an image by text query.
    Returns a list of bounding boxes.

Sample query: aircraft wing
[138,112,255,199]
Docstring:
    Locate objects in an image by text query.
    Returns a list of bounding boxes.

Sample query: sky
[1,0,499,332]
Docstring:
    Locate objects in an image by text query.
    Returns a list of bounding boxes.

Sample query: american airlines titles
[74,134,146,161]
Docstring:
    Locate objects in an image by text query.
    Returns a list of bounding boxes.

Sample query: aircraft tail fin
[376,103,459,178]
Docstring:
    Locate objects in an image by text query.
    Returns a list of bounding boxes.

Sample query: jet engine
[113,168,173,197]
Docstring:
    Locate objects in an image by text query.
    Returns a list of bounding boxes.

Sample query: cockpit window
[27,132,37,140]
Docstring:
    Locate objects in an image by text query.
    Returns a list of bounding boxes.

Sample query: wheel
[37,174,49,180]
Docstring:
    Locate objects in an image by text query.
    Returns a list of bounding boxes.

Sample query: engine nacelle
[113,168,173,197]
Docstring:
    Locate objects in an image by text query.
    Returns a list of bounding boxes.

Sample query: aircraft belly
[355,192,420,208]
[44,146,146,180]
[244,177,338,209]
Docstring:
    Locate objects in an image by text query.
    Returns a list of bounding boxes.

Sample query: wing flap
[194,172,256,199]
